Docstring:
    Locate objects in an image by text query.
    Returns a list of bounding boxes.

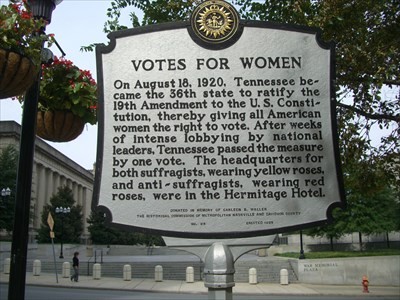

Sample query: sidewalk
[1,272,399,296]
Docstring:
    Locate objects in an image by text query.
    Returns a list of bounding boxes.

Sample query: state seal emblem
[189,0,242,49]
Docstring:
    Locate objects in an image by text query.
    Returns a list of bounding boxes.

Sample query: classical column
[59,175,66,187]
[66,179,72,190]
[82,187,89,235]
[77,184,83,207]
[45,168,52,204]
[72,182,78,203]
[35,164,46,229]
[53,172,60,194]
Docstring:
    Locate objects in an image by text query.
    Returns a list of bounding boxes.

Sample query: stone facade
[0,121,94,241]
[296,256,400,286]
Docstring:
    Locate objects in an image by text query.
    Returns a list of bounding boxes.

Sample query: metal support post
[204,242,235,300]
[299,230,305,259]
[7,2,62,298]
[8,76,40,300]
[55,206,70,258]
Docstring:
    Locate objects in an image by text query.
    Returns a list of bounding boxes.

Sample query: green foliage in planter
[39,56,97,125]
[0,1,52,68]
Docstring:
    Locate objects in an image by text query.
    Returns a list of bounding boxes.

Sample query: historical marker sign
[93,0,345,238]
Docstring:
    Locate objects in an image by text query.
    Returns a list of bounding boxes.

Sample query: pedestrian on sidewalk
[71,251,79,282]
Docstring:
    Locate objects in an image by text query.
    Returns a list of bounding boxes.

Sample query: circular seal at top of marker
[190,0,242,50]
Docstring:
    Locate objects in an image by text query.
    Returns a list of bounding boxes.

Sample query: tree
[237,1,399,124]
[87,210,119,245]
[82,0,399,242]
[306,208,346,251]
[87,0,398,177]
[341,160,398,246]
[87,210,165,246]
[308,155,399,250]
[36,186,83,243]
[237,0,399,189]
[0,145,18,234]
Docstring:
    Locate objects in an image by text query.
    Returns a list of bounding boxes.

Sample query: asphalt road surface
[1,284,399,300]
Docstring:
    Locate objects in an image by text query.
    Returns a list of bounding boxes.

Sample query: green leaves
[0,1,50,67]
[39,56,97,125]
[37,186,84,244]
[87,210,164,246]
[0,146,18,233]
[80,0,399,242]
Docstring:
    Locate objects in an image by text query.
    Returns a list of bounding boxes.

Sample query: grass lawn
[275,248,400,259]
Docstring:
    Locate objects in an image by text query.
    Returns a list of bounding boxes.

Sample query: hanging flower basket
[36,110,85,142]
[0,49,37,99]
[38,56,97,124]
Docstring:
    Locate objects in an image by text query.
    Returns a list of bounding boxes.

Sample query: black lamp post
[299,230,306,259]
[55,206,70,259]
[8,1,62,299]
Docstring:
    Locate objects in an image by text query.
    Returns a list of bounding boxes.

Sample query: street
[1,284,399,300]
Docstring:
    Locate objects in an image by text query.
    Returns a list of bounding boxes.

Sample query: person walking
[71,251,79,282]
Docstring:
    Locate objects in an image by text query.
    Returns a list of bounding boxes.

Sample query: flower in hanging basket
[0,0,52,68]
[0,1,54,99]
[39,56,97,125]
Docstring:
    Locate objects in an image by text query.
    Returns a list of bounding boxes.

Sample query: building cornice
[0,120,94,182]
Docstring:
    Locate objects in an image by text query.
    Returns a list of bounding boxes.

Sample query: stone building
[0,121,94,242]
